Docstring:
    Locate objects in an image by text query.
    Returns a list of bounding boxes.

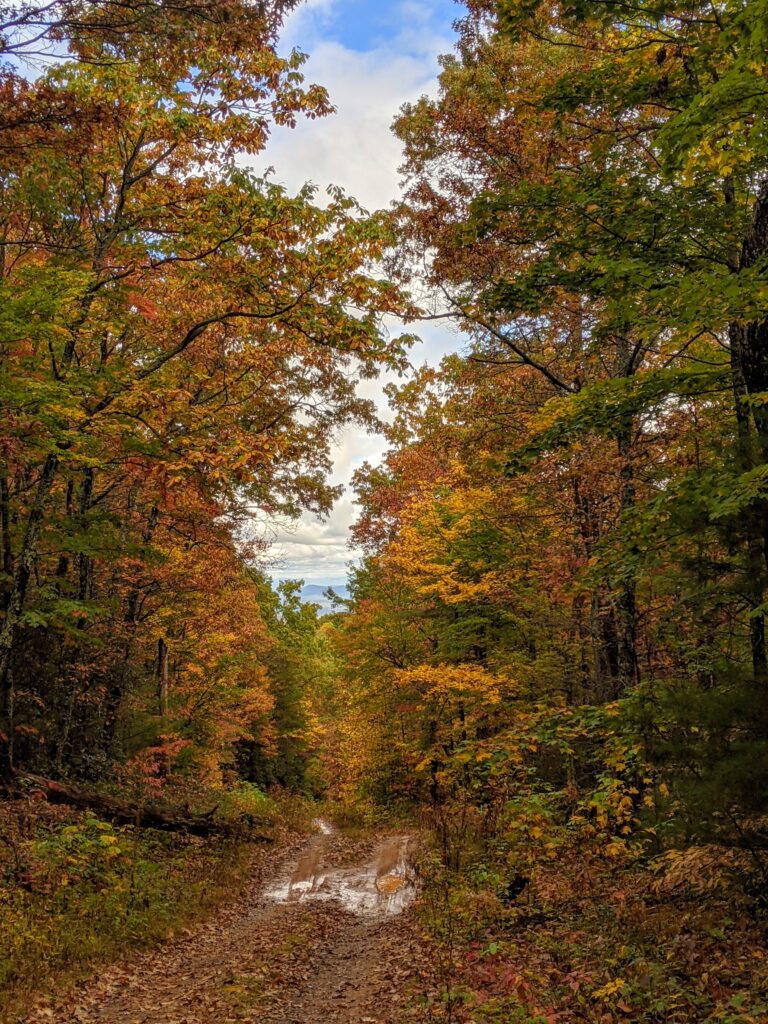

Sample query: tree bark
[102,504,160,752]
[157,637,169,719]
[0,477,12,595]
[728,180,768,683]
[615,411,640,694]
[0,454,59,781]
[77,467,94,604]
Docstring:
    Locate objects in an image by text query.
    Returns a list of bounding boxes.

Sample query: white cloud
[256,41,446,213]
[266,498,357,583]
[254,4,460,582]
[280,0,339,45]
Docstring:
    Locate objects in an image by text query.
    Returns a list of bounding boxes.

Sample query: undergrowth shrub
[0,809,254,1019]
[414,813,768,1024]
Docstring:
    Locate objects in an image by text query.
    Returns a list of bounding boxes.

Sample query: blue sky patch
[288,0,459,56]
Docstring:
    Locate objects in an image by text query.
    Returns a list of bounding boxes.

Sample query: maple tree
[0,0,407,786]
[348,0,768,837]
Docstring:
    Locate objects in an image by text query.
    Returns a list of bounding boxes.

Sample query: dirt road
[24,822,431,1024]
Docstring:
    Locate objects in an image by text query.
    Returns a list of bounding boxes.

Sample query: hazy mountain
[299,583,349,613]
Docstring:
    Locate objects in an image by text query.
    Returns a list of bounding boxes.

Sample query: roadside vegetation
[0,803,252,1018]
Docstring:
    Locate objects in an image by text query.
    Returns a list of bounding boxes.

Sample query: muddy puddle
[264,820,417,917]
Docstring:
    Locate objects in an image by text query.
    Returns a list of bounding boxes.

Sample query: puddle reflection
[265,820,417,917]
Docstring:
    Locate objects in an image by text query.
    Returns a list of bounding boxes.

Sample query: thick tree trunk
[728,180,768,683]
[0,454,59,780]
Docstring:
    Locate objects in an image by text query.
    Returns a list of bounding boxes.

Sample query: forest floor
[20,820,434,1024]
[10,808,768,1023]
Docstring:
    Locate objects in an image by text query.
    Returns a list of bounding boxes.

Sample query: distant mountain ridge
[299,582,349,612]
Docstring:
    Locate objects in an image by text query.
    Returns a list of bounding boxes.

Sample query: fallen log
[16,775,272,840]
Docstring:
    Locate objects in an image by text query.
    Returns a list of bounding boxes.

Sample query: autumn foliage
[323,1,768,1018]
[3,0,768,1019]
[0,1,405,789]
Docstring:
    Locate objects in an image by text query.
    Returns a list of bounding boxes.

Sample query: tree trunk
[728,180,768,683]
[615,412,640,693]
[102,505,160,752]
[76,467,94,605]
[157,637,169,719]
[0,477,12,598]
[20,774,270,839]
[0,454,59,781]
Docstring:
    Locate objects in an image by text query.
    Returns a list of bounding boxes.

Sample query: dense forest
[2,1,768,1021]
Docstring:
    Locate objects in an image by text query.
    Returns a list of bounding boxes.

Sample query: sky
[252,0,465,585]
